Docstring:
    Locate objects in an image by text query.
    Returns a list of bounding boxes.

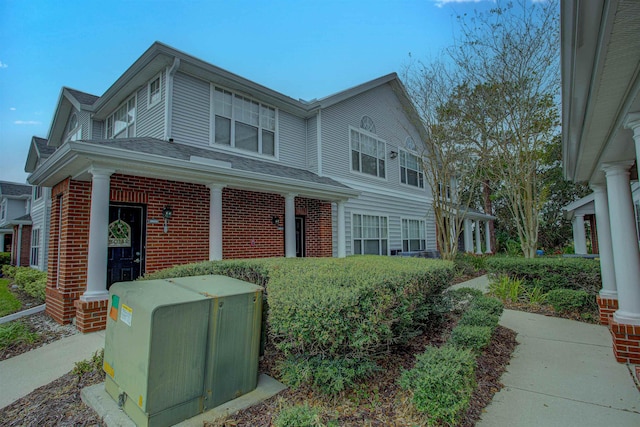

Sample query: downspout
[317,109,323,177]
[164,57,181,141]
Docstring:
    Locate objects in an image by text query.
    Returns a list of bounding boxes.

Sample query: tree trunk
[482,179,496,253]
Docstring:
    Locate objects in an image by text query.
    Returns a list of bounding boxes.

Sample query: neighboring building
[0,181,32,266]
[561,0,640,365]
[26,42,439,332]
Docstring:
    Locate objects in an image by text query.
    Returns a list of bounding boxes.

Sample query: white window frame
[352,212,389,255]
[210,85,278,158]
[33,186,42,201]
[399,149,424,189]
[0,200,6,221]
[147,73,162,109]
[401,218,427,253]
[30,228,40,267]
[105,95,136,139]
[349,126,387,180]
[64,112,82,142]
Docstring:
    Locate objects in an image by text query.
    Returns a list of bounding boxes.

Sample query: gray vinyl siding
[277,110,306,168]
[92,120,104,139]
[332,190,436,257]
[306,115,318,173]
[320,83,431,199]
[79,111,91,140]
[172,71,210,146]
[29,188,50,271]
[136,71,165,139]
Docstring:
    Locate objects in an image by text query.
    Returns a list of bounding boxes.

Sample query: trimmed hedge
[486,257,601,295]
[546,289,595,313]
[0,252,10,270]
[14,268,46,301]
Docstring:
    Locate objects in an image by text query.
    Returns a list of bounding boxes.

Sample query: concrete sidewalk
[0,330,105,409]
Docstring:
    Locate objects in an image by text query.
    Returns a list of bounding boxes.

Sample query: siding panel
[277,110,306,168]
[306,115,318,173]
[172,71,210,146]
[136,70,165,139]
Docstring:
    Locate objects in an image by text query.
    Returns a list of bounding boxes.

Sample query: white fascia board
[324,175,433,204]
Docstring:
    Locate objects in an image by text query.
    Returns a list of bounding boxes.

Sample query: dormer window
[65,113,81,142]
[148,75,161,108]
[106,96,136,139]
[360,116,376,134]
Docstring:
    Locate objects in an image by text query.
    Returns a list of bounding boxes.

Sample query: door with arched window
[107,203,145,288]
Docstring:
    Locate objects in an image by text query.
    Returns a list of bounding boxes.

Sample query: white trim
[105,94,137,139]
[147,72,162,109]
[398,149,425,189]
[348,126,388,181]
[400,217,427,253]
[351,211,390,256]
[30,227,40,268]
[317,110,323,176]
[325,175,431,204]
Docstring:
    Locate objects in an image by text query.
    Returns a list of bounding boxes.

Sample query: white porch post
[603,161,640,325]
[475,220,482,254]
[82,167,113,302]
[484,220,492,254]
[464,219,473,253]
[208,184,224,261]
[285,193,297,258]
[16,224,23,266]
[591,184,617,298]
[624,113,640,165]
[337,201,346,258]
[572,214,588,254]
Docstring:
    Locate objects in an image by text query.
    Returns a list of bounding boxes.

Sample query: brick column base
[609,320,640,364]
[597,296,619,326]
[74,299,109,333]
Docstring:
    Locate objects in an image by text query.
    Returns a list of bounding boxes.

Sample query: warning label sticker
[121,304,133,327]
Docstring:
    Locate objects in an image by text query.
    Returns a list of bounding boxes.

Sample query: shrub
[2,265,18,280]
[0,252,10,270]
[0,320,39,350]
[73,349,104,378]
[458,308,499,330]
[546,289,595,313]
[278,355,378,395]
[274,404,323,427]
[449,325,493,352]
[141,259,270,288]
[14,267,46,301]
[470,295,504,317]
[486,257,601,295]
[489,275,525,303]
[399,345,476,426]
[454,253,487,276]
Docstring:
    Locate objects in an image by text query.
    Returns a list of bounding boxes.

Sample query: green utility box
[104,275,263,427]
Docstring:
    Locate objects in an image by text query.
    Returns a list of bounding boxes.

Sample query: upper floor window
[30,228,40,267]
[33,186,42,201]
[350,127,386,178]
[106,96,136,139]
[400,150,424,188]
[65,113,81,142]
[148,75,161,108]
[405,136,416,151]
[0,200,6,221]
[212,87,276,156]
[360,116,376,134]
[353,213,388,255]
[402,218,426,252]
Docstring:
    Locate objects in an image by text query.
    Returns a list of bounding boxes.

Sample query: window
[400,150,424,188]
[360,116,376,134]
[65,113,81,142]
[148,75,161,108]
[635,201,640,243]
[353,213,388,255]
[30,228,40,267]
[0,200,5,221]
[106,96,136,139]
[405,136,416,151]
[33,186,42,201]
[212,87,276,156]
[402,219,426,252]
[350,128,386,178]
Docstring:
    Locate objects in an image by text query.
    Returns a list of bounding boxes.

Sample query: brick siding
[596,295,619,326]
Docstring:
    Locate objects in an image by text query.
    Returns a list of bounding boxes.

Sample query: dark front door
[295,216,305,257]
[107,204,145,289]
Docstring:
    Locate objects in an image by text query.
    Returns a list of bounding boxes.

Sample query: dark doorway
[107,204,145,289]
[295,216,305,257]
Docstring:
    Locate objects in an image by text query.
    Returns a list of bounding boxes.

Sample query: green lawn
[0,278,21,317]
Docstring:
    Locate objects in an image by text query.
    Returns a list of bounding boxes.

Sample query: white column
[591,184,617,299]
[208,184,224,261]
[464,219,473,253]
[82,167,113,302]
[624,113,640,165]
[572,214,588,255]
[485,221,492,254]
[16,224,23,266]
[337,201,346,258]
[475,220,482,254]
[603,161,640,325]
[285,193,297,258]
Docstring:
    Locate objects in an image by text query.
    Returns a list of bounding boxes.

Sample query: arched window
[360,116,376,134]
[405,136,416,152]
[67,113,78,133]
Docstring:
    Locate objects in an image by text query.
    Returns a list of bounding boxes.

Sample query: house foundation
[597,295,619,326]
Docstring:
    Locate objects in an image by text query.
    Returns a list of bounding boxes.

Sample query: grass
[0,320,39,351]
[0,278,21,317]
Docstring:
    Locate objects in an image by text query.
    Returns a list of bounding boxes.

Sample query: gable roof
[47,87,100,148]
[25,136,54,173]
[0,181,31,197]
[65,88,99,106]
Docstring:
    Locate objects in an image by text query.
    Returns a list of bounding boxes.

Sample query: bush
[2,265,18,280]
[0,252,10,270]
[454,253,487,276]
[546,289,595,313]
[141,259,270,288]
[278,355,378,395]
[14,267,46,301]
[400,345,476,426]
[489,275,525,303]
[486,257,601,295]
[274,404,323,427]
[458,308,499,329]
[449,325,493,352]
[0,320,39,350]
[470,295,504,317]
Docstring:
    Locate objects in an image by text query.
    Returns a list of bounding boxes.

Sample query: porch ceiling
[562,0,640,184]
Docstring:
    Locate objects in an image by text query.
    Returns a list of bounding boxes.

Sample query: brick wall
[296,197,333,257]
[10,224,31,267]
[609,320,640,364]
[596,296,619,326]
[74,299,109,333]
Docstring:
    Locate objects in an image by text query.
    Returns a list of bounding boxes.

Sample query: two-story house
[0,181,32,266]
[26,42,437,332]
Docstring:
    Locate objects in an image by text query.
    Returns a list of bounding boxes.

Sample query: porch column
[16,224,23,266]
[208,184,224,261]
[464,219,473,253]
[603,161,640,325]
[285,193,297,258]
[337,201,346,258]
[591,184,617,298]
[475,220,482,254]
[624,113,640,165]
[572,214,588,255]
[484,220,492,254]
[82,167,113,302]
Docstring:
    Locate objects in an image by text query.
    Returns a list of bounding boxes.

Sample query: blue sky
[0,0,502,184]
